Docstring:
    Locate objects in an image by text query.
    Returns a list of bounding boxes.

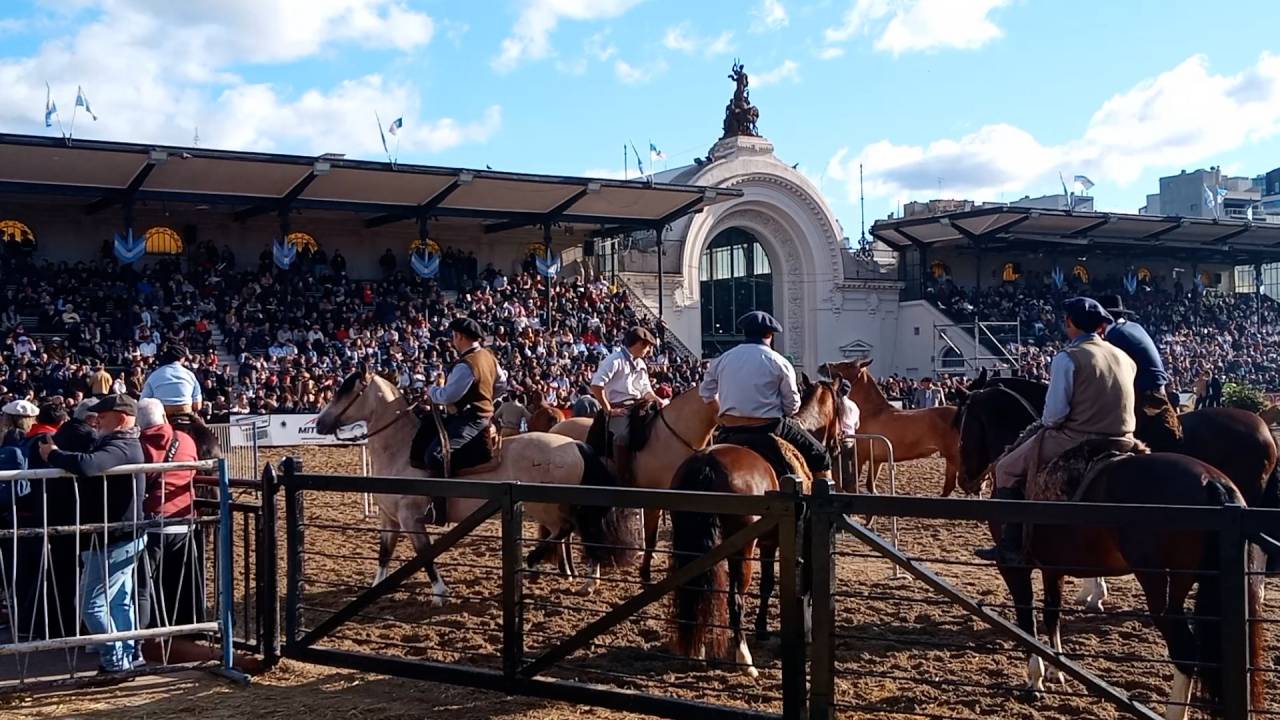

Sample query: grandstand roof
[871,206,1280,264]
[0,134,740,234]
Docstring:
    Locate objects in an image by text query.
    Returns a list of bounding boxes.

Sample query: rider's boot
[974,486,1026,564]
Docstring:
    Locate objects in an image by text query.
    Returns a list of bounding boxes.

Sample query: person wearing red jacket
[134,399,204,640]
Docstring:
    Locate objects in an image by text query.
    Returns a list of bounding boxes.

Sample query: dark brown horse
[668,445,796,679]
[959,390,1267,715]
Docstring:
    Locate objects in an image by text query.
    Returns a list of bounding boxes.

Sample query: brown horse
[527,389,566,433]
[822,359,961,496]
[668,445,806,679]
[552,380,841,583]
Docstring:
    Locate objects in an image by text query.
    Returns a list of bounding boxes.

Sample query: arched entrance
[699,227,773,357]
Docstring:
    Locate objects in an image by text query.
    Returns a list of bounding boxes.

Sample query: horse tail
[668,451,729,659]
[572,442,639,568]
[1194,478,1267,710]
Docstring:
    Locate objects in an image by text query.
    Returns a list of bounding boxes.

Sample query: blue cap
[737,311,784,337]
[1063,297,1114,331]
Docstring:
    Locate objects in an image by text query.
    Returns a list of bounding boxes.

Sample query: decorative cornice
[720,173,844,282]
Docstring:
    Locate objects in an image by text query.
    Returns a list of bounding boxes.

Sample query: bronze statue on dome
[721,60,760,139]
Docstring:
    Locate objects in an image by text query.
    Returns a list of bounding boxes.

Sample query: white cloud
[751,59,800,87]
[823,0,1008,56]
[492,0,641,73]
[555,30,617,75]
[662,22,734,57]
[817,46,845,60]
[614,58,668,85]
[826,53,1280,204]
[581,167,629,180]
[440,19,470,47]
[752,0,789,32]
[0,1,502,158]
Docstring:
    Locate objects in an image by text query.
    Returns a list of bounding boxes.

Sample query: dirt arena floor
[5,444,1277,719]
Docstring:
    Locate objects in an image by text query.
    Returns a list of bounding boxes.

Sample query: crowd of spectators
[926,269,1280,393]
[1,242,705,422]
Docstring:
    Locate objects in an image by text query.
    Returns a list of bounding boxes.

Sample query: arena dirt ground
[4,444,1277,719]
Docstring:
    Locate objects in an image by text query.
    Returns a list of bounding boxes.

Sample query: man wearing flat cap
[415,317,508,481]
[1097,294,1181,447]
[37,393,146,673]
[976,297,1136,563]
[140,344,202,418]
[590,326,659,482]
[699,311,832,482]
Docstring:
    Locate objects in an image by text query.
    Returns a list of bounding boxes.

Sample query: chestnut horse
[551,378,841,583]
[822,359,961,496]
[527,389,566,433]
[668,445,809,680]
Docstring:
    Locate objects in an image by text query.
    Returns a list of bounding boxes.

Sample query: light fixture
[313,160,331,176]
[457,171,475,184]
[703,189,718,200]
[586,181,602,193]
[148,149,168,164]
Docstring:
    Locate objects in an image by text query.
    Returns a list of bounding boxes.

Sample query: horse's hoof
[1021,688,1043,704]
[639,568,652,585]
[743,665,759,680]
[574,583,596,597]
[1055,672,1067,687]
[1086,601,1104,613]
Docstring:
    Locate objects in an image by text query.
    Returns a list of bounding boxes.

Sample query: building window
[1001,262,1022,282]
[1072,264,1090,283]
[0,219,35,247]
[286,231,318,253]
[143,226,184,255]
[700,228,772,358]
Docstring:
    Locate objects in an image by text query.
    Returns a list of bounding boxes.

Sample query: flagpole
[68,101,78,141]
[393,133,400,169]
[623,144,628,181]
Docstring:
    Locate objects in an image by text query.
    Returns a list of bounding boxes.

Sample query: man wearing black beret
[976,297,1136,563]
[698,311,832,483]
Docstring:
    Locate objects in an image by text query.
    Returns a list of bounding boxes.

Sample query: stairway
[209,328,239,371]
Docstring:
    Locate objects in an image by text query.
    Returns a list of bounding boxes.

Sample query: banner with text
[229,414,365,447]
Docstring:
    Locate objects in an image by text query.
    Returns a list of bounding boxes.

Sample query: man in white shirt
[699,312,832,482]
[590,326,659,482]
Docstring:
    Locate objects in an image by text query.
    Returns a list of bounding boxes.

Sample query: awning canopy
[872,206,1280,264]
[0,134,740,234]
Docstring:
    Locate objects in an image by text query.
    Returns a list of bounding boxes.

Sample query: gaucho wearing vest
[994,334,1137,491]
[419,346,499,475]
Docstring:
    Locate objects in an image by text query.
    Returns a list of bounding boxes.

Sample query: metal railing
[0,459,246,691]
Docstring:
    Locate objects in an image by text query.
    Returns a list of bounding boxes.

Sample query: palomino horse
[550,379,841,584]
[956,379,1280,609]
[313,370,638,604]
[822,359,962,496]
[527,390,565,433]
[667,445,810,680]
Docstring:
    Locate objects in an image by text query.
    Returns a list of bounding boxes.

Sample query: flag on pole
[1203,184,1216,217]
[44,83,57,128]
[1072,175,1094,192]
[387,117,403,136]
[75,86,97,121]
[630,141,645,177]
[375,111,390,157]
[1059,171,1071,205]
[649,142,666,162]
[1247,204,1255,222]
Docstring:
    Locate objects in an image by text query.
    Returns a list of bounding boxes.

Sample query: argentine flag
[44,83,57,128]
[75,86,97,121]
[387,117,403,136]
[649,142,666,161]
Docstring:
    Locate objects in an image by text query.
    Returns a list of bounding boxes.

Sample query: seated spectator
[1,399,38,447]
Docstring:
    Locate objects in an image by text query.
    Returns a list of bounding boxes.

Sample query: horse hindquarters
[669,453,730,659]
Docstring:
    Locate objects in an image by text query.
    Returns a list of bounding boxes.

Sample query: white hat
[2,399,39,417]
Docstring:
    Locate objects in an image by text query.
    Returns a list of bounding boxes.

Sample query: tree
[1222,382,1266,413]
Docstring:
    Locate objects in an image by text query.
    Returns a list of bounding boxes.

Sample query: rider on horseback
[413,317,507,478]
[589,326,659,483]
[699,311,832,483]
[1097,294,1182,449]
[975,297,1136,564]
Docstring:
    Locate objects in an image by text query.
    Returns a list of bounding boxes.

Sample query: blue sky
[2,0,1279,239]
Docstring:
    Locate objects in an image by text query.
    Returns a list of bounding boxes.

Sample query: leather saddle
[712,425,812,489]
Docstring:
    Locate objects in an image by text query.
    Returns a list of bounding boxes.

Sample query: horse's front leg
[1042,572,1067,687]
[401,504,448,608]
[754,542,777,641]
[999,565,1042,703]
[574,561,600,597]
[639,508,660,584]
[729,549,757,679]
[941,459,958,497]
[374,509,399,586]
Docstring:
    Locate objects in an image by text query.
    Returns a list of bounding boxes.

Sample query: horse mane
[795,379,837,446]
[170,412,222,460]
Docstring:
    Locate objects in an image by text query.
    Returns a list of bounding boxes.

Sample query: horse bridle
[328,375,417,443]
[658,406,698,453]
[957,384,1040,490]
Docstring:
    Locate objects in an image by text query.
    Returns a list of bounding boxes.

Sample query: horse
[667,444,811,680]
[821,359,962,496]
[527,390,565,433]
[313,370,638,604]
[551,379,841,584]
[984,453,1266,714]
[956,377,1280,610]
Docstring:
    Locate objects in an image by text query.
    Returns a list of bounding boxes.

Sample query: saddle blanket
[1026,437,1148,503]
